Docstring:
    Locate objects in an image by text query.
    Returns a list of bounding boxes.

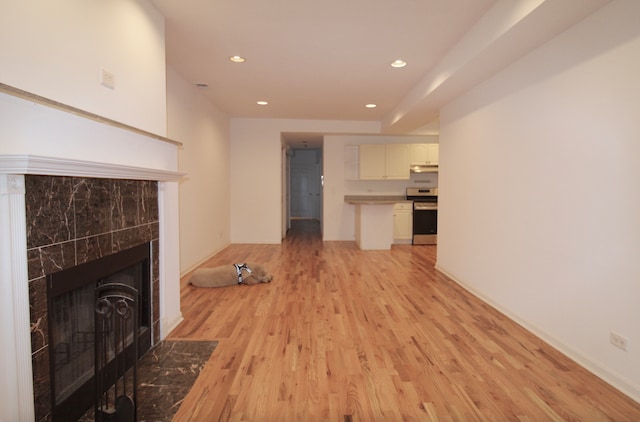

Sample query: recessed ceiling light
[257,100,268,105]
[229,55,246,63]
[391,59,407,68]
[365,103,377,108]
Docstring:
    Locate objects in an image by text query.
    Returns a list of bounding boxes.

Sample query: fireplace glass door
[50,281,95,404]
[47,243,151,421]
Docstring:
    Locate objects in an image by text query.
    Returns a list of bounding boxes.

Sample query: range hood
[410,165,438,173]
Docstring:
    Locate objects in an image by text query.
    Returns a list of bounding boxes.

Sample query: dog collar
[234,263,252,284]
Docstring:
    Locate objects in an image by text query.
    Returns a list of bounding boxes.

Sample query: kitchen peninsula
[345,195,404,250]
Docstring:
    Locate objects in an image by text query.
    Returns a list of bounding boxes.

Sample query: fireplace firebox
[47,243,152,421]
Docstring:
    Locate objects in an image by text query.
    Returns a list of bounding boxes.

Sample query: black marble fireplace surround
[26,175,160,421]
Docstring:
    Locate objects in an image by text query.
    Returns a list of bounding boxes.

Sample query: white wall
[323,135,438,241]
[0,0,167,136]
[166,67,231,274]
[437,0,640,401]
[229,118,379,243]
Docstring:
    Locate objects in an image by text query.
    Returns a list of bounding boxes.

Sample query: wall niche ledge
[0,154,184,181]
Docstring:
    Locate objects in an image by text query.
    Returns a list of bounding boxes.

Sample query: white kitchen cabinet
[393,202,413,241]
[359,144,386,179]
[344,145,359,180]
[386,144,411,179]
[359,144,410,180]
[411,143,439,166]
[354,203,395,250]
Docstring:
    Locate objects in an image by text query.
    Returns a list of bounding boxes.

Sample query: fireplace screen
[47,243,151,421]
[51,281,95,404]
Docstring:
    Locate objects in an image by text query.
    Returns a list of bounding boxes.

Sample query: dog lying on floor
[188,263,273,288]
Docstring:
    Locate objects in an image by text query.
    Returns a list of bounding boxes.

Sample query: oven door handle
[413,204,438,211]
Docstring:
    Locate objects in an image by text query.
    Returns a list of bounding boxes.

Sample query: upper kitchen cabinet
[359,144,410,180]
[411,144,439,166]
[344,145,359,180]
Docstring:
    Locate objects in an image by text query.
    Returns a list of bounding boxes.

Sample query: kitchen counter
[344,195,406,205]
[345,195,407,250]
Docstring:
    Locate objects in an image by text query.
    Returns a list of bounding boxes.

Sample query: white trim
[179,242,231,277]
[0,82,182,147]
[157,181,183,340]
[0,154,185,181]
[162,314,185,339]
[434,263,640,404]
[0,175,34,422]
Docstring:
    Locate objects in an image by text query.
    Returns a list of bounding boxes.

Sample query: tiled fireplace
[0,161,183,422]
[26,175,161,421]
[0,84,184,421]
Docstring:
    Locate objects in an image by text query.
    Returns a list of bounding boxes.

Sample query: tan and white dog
[188,263,273,288]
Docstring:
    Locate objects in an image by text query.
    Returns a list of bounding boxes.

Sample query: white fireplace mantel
[0,79,186,421]
[0,155,184,421]
[0,154,185,181]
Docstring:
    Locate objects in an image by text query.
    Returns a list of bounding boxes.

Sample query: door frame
[283,145,323,236]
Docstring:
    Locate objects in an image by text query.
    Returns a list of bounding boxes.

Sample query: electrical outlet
[610,331,628,351]
[101,68,115,89]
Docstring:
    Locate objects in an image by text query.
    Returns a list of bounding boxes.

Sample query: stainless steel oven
[406,187,438,245]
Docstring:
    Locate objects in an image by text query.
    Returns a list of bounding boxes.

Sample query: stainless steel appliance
[406,187,438,245]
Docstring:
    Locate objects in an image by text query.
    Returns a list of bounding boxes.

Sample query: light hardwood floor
[169,220,640,421]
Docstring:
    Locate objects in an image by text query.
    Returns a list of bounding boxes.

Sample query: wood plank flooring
[169,220,640,421]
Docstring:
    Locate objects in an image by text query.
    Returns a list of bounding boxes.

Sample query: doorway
[289,148,322,229]
[282,133,324,238]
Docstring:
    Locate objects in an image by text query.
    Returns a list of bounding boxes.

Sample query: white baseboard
[181,242,231,277]
[435,262,640,404]
[161,312,184,340]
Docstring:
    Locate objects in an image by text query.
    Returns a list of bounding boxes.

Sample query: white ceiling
[150,0,612,146]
